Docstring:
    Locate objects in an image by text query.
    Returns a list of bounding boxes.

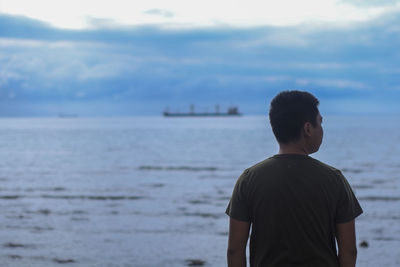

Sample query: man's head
[269,90,323,153]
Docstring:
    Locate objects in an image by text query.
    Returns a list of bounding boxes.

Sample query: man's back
[226,154,362,267]
[226,91,362,267]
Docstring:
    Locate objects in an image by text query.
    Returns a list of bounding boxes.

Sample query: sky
[1,0,400,116]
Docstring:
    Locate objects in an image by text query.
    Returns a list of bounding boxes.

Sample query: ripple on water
[25,187,66,192]
[3,242,37,249]
[41,195,145,200]
[70,217,90,221]
[359,196,400,201]
[0,195,23,199]
[188,199,211,205]
[352,184,374,189]
[185,259,206,266]
[182,212,223,219]
[138,165,217,171]
[341,168,363,174]
[8,254,22,259]
[0,194,146,201]
[6,225,54,232]
[53,258,76,264]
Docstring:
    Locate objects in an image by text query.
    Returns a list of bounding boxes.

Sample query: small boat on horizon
[163,104,242,117]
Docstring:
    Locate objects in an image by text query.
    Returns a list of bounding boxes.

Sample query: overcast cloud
[0,6,400,116]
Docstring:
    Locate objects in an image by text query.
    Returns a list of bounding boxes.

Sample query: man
[226,90,363,267]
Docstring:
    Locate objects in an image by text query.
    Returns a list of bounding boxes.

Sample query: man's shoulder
[308,157,341,173]
[246,155,342,177]
[245,156,276,174]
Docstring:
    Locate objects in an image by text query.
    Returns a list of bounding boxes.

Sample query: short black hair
[269,90,319,143]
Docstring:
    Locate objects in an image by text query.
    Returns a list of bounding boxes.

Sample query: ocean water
[0,115,399,266]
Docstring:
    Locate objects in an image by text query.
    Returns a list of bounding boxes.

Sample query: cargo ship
[163,105,242,117]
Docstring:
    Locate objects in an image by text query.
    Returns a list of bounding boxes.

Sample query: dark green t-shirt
[226,154,363,267]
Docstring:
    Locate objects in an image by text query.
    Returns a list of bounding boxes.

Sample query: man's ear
[303,122,313,137]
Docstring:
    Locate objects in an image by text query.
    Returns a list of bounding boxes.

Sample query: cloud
[144,9,174,18]
[295,78,369,90]
[0,68,21,86]
[85,17,121,29]
[1,0,399,29]
[1,13,400,115]
[340,0,400,7]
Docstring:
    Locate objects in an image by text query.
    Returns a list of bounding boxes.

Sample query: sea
[0,115,399,266]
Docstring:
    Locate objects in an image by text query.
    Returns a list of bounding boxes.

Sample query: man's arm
[227,217,250,267]
[336,220,358,267]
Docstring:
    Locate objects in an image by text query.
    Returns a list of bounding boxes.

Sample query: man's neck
[278,142,309,155]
